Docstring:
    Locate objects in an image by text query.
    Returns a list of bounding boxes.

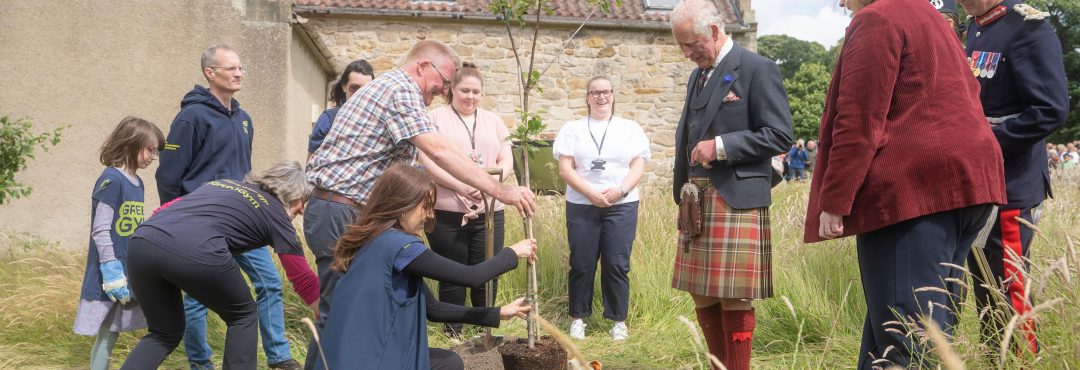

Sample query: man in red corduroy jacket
[804,0,1007,367]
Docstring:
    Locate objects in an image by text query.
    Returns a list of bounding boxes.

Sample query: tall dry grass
[1,174,1078,368]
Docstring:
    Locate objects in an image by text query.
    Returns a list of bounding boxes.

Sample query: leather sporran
[678,182,704,239]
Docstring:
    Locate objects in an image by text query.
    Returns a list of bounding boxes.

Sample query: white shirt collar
[705,37,734,80]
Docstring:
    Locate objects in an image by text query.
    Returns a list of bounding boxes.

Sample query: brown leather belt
[311,188,361,209]
[689,177,711,189]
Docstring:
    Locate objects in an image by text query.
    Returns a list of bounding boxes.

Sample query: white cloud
[752,0,851,48]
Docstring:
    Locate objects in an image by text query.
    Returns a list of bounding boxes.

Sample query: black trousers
[566,201,639,321]
[969,205,1038,354]
[855,204,993,370]
[121,238,259,370]
[425,210,505,334]
[430,348,464,370]
[302,197,361,370]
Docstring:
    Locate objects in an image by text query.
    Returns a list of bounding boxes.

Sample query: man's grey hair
[200,43,236,71]
[401,40,462,70]
[245,161,312,206]
[670,0,726,36]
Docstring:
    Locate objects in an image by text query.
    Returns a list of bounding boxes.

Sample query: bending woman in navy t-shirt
[120,161,319,370]
[315,164,535,370]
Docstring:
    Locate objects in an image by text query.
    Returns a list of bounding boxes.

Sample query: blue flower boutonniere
[723,74,733,83]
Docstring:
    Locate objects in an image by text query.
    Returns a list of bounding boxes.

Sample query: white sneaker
[569,319,586,339]
[610,321,629,341]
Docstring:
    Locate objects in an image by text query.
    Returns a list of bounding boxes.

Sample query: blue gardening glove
[100,260,132,304]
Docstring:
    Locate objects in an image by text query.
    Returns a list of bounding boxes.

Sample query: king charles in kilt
[668,1,794,369]
[960,0,1069,355]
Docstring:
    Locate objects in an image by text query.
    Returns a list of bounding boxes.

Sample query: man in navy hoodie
[156,44,301,370]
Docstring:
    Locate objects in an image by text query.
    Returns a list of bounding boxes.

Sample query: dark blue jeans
[855,204,993,369]
[565,201,639,321]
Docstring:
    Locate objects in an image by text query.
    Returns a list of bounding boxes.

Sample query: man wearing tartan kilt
[669,1,794,369]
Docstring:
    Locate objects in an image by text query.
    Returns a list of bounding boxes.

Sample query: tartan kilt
[672,184,774,299]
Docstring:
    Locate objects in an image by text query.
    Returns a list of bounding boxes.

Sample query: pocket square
[723,91,741,102]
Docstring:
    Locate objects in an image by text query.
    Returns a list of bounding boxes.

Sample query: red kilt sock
[695,304,727,369]
[722,309,756,370]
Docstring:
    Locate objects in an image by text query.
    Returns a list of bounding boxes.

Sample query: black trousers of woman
[121,238,259,370]
[426,210,504,334]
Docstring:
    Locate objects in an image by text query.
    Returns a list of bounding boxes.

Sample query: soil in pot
[498,336,568,370]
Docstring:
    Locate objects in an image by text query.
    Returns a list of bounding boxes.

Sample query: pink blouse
[424,105,512,215]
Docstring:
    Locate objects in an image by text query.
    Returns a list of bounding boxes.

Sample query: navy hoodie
[156,85,253,203]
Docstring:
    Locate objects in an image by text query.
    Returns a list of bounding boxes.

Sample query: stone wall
[301,15,756,184]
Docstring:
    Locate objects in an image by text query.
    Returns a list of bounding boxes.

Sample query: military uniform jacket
[965,0,1069,209]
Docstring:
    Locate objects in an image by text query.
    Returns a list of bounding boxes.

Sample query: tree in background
[758,35,837,140]
[1026,0,1080,142]
[784,63,831,140]
[0,116,63,204]
[757,34,833,80]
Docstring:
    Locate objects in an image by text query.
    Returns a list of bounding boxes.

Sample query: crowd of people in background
[1048,141,1080,172]
[772,139,816,182]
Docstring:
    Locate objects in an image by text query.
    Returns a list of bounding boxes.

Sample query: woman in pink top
[418,62,513,336]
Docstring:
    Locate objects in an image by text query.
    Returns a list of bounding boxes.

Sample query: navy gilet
[317,229,429,370]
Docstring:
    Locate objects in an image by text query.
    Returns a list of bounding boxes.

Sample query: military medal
[969,52,980,77]
[978,52,989,78]
[587,115,612,172]
[452,107,484,166]
[986,53,1001,78]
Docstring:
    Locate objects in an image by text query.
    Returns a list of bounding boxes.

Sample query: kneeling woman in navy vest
[315,164,535,370]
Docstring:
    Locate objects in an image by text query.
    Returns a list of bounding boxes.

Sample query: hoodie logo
[242,120,250,135]
[163,143,180,151]
[96,179,111,193]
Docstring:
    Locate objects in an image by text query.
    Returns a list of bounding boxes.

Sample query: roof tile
[293,0,740,26]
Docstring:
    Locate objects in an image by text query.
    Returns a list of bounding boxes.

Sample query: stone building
[293,0,757,181]
[0,0,756,246]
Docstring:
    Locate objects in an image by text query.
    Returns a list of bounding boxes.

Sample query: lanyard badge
[587,116,612,171]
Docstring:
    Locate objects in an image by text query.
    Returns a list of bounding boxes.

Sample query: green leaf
[0,116,64,205]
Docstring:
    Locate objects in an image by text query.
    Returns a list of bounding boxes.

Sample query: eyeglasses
[429,64,452,87]
[209,66,245,74]
[588,90,613,98]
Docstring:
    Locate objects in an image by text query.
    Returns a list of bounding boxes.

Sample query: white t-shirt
[552,116,651,205]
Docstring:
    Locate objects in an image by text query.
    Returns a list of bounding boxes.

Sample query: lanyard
[587,115,612,155]
[451,106,478,151]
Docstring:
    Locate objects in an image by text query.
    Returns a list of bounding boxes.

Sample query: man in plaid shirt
[302,40,535,370]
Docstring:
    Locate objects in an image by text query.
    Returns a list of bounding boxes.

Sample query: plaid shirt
[307,69,436,205]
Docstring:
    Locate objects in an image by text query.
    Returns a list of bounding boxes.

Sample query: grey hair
[244,161,312,206]
[670,0,726,37]
[402,40,462,70]
[200,43,236,71]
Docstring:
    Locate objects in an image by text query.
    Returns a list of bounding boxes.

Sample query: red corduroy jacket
[804,0,1007,243]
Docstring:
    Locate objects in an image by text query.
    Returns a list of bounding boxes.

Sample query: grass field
[1,176,1078,369]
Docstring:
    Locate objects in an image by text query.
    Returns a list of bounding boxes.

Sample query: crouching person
[315,164,534,370]
[121,161,319,369]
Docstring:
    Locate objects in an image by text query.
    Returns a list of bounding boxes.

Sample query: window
[644,0,680,11]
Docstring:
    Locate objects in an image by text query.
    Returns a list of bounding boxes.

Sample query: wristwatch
[619,185,629,199]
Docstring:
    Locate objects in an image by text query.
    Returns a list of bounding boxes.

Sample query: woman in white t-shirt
[552,76,650,341]
[418,62,514,336]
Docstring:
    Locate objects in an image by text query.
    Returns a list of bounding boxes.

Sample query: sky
[750,0,851,48]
